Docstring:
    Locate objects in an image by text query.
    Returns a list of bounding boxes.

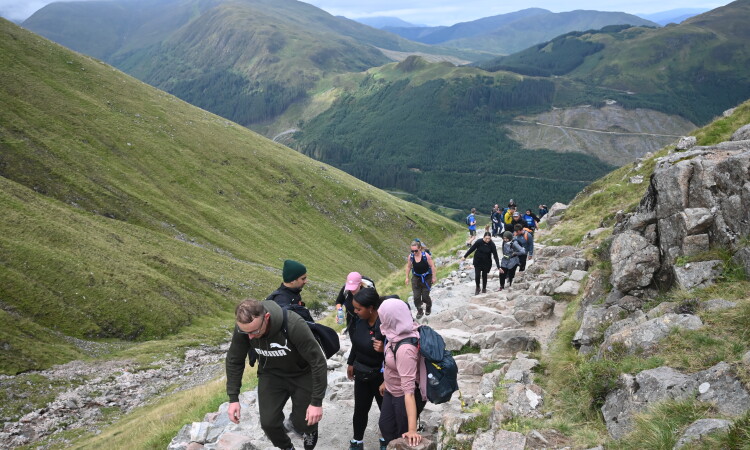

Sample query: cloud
[0,0,55,22]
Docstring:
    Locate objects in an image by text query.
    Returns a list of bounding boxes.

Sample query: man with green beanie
[266,259,313,321]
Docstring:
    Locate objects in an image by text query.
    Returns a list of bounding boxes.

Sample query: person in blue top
[522,209,540,232]
[466,208,477,246]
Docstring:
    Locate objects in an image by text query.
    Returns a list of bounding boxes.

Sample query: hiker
[499,231,526,291]
[405,240,437,319]
[466,208,477,245]
[523,209,540,231]
[378,298,427,448]
[461,231,501,295]
[346,287,386,450]
[503,203,516,233]
[225,298,326,450]
[513,224,534,272]
[490,204,503,237]
[510,210,526,231]
[266,259,314,322]
[538,204,549,219]
[335,272,375,328]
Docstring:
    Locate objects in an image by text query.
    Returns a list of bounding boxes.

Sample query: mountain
[638,8,710,25]
[354,16,420,29]
[0,17,457,374]
[289,56,617,210]
[22,0,487,128]
[478,0,750,125]
[384,9,658,54]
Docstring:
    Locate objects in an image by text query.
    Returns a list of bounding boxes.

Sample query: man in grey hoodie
[226,298,327,450]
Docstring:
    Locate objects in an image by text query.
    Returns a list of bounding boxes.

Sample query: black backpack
[266,289,315,322]
[394,325,459,404]
[281,307,340,359]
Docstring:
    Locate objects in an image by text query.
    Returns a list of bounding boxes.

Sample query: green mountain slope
[479,1,750,124]
[291,57,616,210]
[0,18,458,374]
[384,9,657,54]
[22,0,489,127]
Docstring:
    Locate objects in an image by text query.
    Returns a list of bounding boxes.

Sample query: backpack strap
[391,337,419,363]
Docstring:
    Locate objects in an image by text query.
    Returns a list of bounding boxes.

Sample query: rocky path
[169,234,591,449]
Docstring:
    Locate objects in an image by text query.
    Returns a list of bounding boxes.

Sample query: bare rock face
[598,313,703,356]
[472,429,526,450]
[674,419,732,449]
[731,124,750,141]
[609,231,660,293]
[602,362,750,440]
[676,136,697,151]
[673,260,724,290]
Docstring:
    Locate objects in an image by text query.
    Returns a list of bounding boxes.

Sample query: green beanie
[282,259,307,282]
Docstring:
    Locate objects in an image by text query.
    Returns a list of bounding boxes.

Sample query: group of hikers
[224,201,543,450]
[463,200,544,294]
[226,253,438,450]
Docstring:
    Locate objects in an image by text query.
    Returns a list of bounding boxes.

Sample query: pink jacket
[379,299,427,401]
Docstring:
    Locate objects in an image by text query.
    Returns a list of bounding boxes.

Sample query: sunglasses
[236,316,266,336]
[411,249,420,253]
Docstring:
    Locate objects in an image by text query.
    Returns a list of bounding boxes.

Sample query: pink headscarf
[378,298,427,401]
[379,298,419,342]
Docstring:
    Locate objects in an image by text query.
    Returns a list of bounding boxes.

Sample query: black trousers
[499,265,518,288]
[258,372,316,449]
[352,370,384,440]
[474,266,489,290]
[411,275,432,313]
[379,390,426,444]
[518,254,528,272]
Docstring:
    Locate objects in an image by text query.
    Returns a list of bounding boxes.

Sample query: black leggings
[379,390,426,444]
[500,266,518,288]
[352,371,384,440]
[474,267,489,290]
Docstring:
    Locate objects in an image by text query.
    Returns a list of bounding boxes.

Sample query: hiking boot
[425,305,431,315]
[475,286,481,295]
[379,438,387,450]
[302,431,318,450]
[482,288,487,293]
[497,286,504,292]
[416,309,424,319]
[349,440,364,450]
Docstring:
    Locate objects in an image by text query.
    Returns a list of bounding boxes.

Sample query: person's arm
[462,240,479,259]
[426,253,437,283]
[405,256,412,285]
[402,392,422,446]
[334,285,346,310]
[225,326,251,423]
[513,241,526,256]
[491,243,500,268]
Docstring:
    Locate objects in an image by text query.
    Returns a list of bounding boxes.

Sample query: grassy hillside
[290,57,615,209]
[22,0,489,127]
[0,18,459,374]
[480,0,750,125]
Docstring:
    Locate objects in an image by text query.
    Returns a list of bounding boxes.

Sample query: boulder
[504,354,539,384]
[554,280,581,295]
[602,367,696,439]
[438,329,473,352]
[573,305,626,353]
[702,298,737,311]
[610,231,660,293]
[545,203,568,226]
[512,296,555,322]
[673,260,723,290]
[674,419,732,449]
[472,429,526,450]
[731,123,750,141]
[577,269,607,320]
[470,330,538,353]
[600,313,703,356]
[675,136,697,151]
[548,257,589,273]
[505,383,544,418]
[682,234,710,256]
[693,362,750,416]
[387,436,437,449]
[569,270,588,282]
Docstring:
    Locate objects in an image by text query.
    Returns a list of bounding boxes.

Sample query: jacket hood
[379,298,419,342]
[262,299,285,337]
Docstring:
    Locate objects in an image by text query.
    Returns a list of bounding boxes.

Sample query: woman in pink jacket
[378,298,427,448]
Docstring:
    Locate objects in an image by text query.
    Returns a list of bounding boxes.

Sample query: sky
[0,0,734,26]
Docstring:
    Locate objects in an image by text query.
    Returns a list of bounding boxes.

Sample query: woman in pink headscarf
[377,298,427,448]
